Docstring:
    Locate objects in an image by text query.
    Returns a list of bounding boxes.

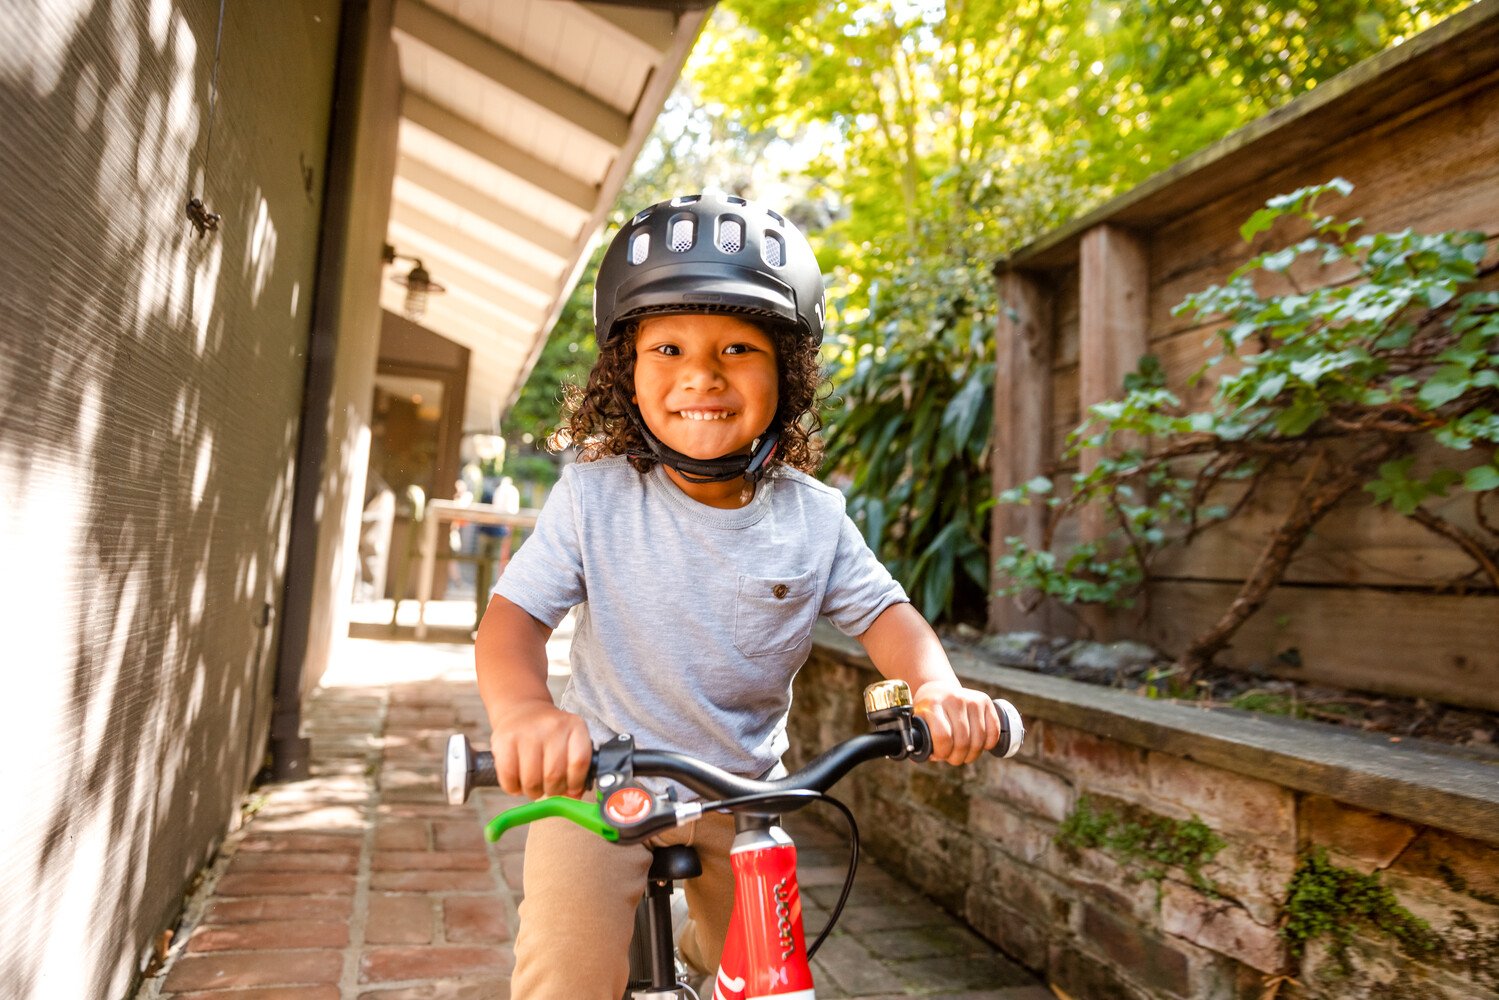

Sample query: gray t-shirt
[493,456,908,783]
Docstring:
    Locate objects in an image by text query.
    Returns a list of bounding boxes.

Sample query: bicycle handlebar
[445,695,1024,808]
[445,729,909,809]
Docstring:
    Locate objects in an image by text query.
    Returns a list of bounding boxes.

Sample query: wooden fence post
[990,268,1054,634]
[1078,224,1150,637]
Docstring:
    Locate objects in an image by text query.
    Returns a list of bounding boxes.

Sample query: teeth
[678,410,731,421]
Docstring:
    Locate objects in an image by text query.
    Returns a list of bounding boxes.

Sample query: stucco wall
[294,2,400,705]
[0,2,341,996]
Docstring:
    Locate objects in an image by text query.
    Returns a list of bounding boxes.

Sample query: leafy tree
[998,182,1499,673]
[510,1,1477,623]
[824,254,998,620]
[689,0,1473,623]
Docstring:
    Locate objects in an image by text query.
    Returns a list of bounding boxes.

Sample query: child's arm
[856,602,1000,766]
[475,594,593,799]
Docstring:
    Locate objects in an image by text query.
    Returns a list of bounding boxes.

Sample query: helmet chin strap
[622,399,781,485]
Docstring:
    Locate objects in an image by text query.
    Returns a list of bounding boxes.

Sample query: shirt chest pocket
[733,569,819,658]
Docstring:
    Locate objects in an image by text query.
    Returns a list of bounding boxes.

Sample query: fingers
[917,688,1004,765]
[491,708,593,800]
[494,733,521,797]
[565,723,593,799]
[925,707,955,764]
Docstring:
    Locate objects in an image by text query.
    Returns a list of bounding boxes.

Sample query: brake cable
[697,789,860,961]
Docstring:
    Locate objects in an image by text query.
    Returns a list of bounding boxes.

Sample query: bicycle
[444,679,1025,999]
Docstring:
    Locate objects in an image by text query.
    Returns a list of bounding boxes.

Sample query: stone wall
[789,628,1499,1000]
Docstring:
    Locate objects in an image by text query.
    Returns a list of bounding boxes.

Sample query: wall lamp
[383,243,446,320]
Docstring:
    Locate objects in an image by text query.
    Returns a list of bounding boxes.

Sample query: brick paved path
[137,628,1050,1000]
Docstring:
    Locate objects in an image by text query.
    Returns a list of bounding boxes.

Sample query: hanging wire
[186,0,227,238]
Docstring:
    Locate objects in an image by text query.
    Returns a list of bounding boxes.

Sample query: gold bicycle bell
[863,679,913,718]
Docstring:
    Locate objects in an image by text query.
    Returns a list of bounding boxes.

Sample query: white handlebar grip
[445,733,473,805]
[992,699,1025,758]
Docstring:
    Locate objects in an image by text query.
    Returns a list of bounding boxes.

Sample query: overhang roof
[380,0,710,432]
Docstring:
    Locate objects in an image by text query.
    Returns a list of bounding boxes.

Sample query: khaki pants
[509,810,737,1000]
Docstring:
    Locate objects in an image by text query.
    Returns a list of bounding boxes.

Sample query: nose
[679,352,725,391]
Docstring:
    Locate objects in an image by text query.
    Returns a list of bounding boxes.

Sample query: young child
[475,192,1001,999]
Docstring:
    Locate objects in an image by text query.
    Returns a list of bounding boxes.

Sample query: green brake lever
[484,796,620,843]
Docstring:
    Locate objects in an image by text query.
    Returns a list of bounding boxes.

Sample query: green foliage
[509,4,1479,629]
[503,274,598,448]
[698,1,1472,324]
[1229,689,1306,718]
[823,260,997,622]
[1056,795,1226,892]
[1282,849,1443,972]
[997,183,1499,641]
[503,451,561,490]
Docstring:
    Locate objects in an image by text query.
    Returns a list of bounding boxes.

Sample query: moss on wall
[1282,849,1442,974]
[1056,795,1226,893]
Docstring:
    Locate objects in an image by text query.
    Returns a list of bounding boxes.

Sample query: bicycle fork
[713,816,815,1000]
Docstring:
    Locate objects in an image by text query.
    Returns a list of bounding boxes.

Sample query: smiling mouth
[675,409,734,421]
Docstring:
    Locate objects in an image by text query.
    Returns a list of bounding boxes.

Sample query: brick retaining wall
[790,626,1499,1000]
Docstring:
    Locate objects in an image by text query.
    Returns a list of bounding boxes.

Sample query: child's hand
[488,701,594,800]
[912,681,1001,765]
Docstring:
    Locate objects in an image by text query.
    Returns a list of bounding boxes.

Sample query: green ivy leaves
[997,180,1499,612]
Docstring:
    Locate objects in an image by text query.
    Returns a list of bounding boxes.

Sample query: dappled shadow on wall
[0,0,337,996]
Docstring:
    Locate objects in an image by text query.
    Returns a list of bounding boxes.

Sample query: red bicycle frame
[714,823,815,1000]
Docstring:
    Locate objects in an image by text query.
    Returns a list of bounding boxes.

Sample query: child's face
[632,313,779,462]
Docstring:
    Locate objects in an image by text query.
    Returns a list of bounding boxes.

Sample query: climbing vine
[998,180,1499,676]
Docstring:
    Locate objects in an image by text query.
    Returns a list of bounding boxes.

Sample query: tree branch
[1408,506,1499,590]
[1178,440,1400,677]
[1477,491,1499,540]
[1109,493,1153,618]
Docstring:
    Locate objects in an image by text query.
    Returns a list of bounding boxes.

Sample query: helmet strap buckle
[621,396,780,485]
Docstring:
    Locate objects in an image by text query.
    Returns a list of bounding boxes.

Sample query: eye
[648,343,680,356]
[723,343,757,355]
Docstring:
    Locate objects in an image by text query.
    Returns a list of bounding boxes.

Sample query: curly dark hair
[551,318,828,476]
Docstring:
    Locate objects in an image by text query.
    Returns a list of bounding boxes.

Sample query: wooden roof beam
[393,155,578,262]
[386,220,554,321]
[379,284,536,353]
[573,2,678,57]
[390,201,566,294]
[394,0,631,149]
[401,93,598,214]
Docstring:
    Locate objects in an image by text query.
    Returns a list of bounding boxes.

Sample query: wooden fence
[989,3,1499,712]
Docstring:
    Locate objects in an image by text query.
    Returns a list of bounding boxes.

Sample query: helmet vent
[717,217,744,254]
[766,209,785,225]
[668,217,695,252]
[671,195,701,207]
[629,303,788,323]
[726,195,747,206]
[632,208,651,225]
[763,231,784,268]
[629,231,651,264]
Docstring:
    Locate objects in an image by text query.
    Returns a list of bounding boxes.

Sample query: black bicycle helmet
[593,193,825,485]
[593,192,825,346]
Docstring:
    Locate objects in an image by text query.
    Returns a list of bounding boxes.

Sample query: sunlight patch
[190,430,213,508]
[0,0,89,92]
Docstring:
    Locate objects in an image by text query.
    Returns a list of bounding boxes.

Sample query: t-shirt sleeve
[492,466,586,628]
[821,513,909,636]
